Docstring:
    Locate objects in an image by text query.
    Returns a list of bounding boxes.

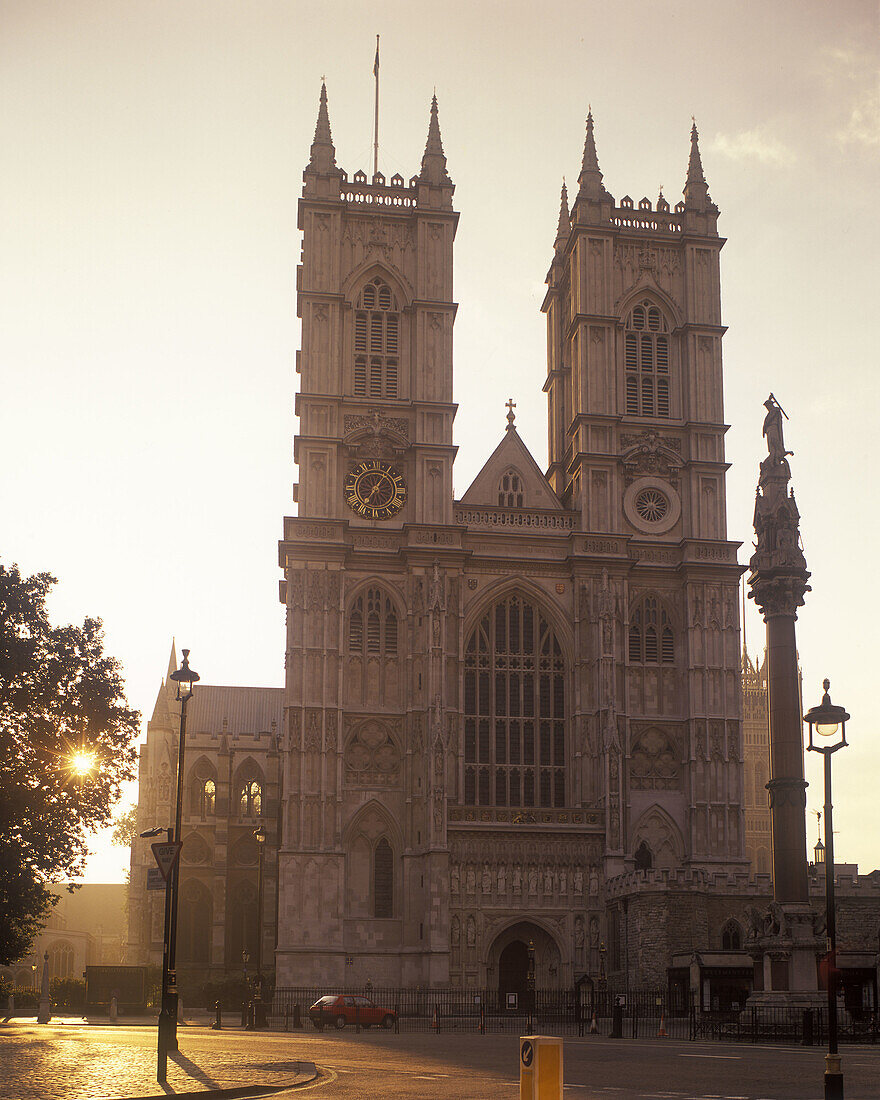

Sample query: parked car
[309,994,397,1030]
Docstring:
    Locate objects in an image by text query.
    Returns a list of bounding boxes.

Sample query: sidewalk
[0,1022,317,1100]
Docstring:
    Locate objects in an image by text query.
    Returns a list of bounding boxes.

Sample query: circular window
[623,477,681,535]
[635,488,669,523]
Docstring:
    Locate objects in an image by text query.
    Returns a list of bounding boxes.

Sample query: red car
[309,994,396,1030]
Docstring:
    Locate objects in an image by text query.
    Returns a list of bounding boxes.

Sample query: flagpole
[373,35,380,177]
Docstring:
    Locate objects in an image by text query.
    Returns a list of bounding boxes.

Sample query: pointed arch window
[190,763,217,816]
[49,941,75,979]
[353,278,400,399]
[721,920,742,950]
[348,588,398,656]
[498,469,524,508]
[628,596,674,665]
[624,300,671,418]
[239,780,262,817]
[463,594,566,808]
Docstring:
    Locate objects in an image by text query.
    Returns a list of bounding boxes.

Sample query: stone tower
[276,86,458,985]
[542,117,747,885]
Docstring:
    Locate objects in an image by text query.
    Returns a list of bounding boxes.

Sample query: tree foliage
[0,562,140,965]
[111,805,139,848]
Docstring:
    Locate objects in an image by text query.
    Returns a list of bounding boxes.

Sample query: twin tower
[277,85,746,992]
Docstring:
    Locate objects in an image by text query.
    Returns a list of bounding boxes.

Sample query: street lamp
[141,824,173,1079]
[252,825,267,1028]
[162,650,199,1074]
[805,678,850,1100]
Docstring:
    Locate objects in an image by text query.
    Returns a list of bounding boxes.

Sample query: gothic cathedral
[275,85,753,992]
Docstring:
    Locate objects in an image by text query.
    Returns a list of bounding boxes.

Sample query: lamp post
[141,825,173,1080]
[805,678,850,1100]
[253,825,266,1028]
[164,650,199,1063]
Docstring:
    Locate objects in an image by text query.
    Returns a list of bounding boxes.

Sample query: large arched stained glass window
[463,594,566,808]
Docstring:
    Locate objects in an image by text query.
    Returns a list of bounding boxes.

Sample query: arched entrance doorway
[487,920,564,1008]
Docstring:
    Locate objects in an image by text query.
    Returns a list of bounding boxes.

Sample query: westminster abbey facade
[130,87,785,995]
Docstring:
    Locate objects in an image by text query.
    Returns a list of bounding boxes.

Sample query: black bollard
[211,1000,222,1030]
[611,1004,623,1039]
[241,1000,247,1028]
[293,1003,302,1029]
[801,1008,814,1046]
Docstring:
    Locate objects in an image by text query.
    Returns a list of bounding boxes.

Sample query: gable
[459,428,564,511]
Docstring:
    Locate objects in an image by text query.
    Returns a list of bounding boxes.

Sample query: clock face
[344,460,407,519]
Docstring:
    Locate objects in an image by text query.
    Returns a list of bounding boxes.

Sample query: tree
[0,562,140,965]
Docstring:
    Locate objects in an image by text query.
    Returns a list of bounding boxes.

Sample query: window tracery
[498,469,524,508]
[239,779,262,817]
[463,594,566,808]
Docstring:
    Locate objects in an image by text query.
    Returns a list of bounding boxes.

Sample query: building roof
[186,685,284,736]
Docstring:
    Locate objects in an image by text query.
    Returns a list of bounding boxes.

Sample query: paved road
[1,1022,879,1099]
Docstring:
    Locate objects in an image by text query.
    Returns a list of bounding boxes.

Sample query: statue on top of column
[749,395,810,617]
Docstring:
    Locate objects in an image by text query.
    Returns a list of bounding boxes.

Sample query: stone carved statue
[482,863,492,894]
[544,867,553,894]
[589,916,600,947]
[451,915,460,946]
[528,866,538,894]
[466,915,476,948]
[574,869,583,894]
[497,864,506,893]
[745,904,765,941]
[466,865,475,894]
[766,900,788,938]
[574,916,585,949]
[451,863,460,894]
[762,394,792,467]
[589,866,599,896]
[513,865,522,893]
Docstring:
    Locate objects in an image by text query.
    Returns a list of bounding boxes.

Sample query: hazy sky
[2,1,878,882]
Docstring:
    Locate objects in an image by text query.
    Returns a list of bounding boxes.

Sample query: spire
[577,108,609,200]
[165,638,178,686]
[683,119,712,210]
[308,81,337,174]
[554,180,570,251]
[419,94,451,186]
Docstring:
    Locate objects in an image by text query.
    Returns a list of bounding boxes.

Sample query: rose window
[634,487,669,523]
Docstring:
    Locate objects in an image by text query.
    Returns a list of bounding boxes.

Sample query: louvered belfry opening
[349,587,398,656]
[373,836,394,918]
[463,595,566,809]
[624,301,670,417]
[354,277,400,398]
[628,596,674,665]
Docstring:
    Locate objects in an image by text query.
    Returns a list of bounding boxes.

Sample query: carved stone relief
[344,720,401,786]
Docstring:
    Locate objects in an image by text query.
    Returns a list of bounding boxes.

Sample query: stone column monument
[746,395,822,1004]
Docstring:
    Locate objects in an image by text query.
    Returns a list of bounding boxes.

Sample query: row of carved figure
[451,862,601,898]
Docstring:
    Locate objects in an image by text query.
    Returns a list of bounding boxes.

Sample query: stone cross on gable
[506,397,516,431]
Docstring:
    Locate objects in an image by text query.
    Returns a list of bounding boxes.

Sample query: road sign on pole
[146,867,166,891]
[151,842,182,881]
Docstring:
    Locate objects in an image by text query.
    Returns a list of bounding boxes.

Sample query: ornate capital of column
[748,570,811,619]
